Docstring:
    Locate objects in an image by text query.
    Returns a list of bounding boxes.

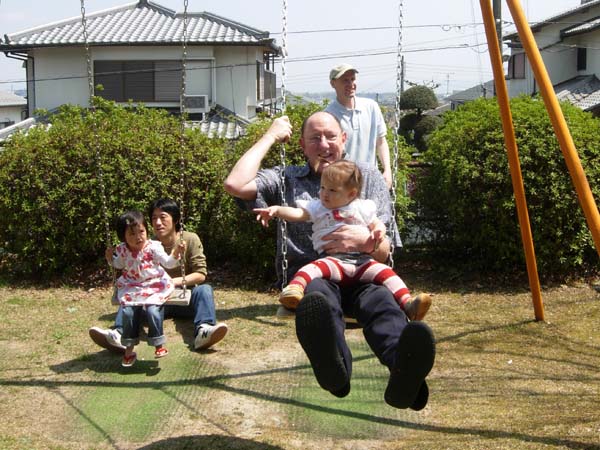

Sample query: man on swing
[224,111,435,410]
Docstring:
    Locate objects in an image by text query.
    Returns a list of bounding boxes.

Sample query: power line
[268,20,594,36]
[0,39,490,86]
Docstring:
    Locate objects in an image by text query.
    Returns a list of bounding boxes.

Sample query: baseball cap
[329,63,358,81]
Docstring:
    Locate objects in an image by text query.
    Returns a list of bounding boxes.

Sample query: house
[0,91,26,129]
[0,0,280,137]
[504,0,600,115]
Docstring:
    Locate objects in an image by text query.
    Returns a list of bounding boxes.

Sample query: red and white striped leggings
[289,256,411,308]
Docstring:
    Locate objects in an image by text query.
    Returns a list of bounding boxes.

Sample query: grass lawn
[0,272,599,449]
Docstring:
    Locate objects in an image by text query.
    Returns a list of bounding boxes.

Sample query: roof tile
[1,0,278,50]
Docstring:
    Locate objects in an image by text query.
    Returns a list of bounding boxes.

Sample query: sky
[0,0,587,96]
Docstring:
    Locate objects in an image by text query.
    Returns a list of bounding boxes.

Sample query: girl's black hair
[115,210,147,242]
[147,198,182,232]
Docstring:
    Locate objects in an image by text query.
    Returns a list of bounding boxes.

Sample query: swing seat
[275,305,360,327]
[110,288,191,306]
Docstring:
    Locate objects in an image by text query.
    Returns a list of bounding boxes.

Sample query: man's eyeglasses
[307,134,340,145]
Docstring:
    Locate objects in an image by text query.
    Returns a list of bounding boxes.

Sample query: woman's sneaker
[89,327,126,353]
[194,323,228,350]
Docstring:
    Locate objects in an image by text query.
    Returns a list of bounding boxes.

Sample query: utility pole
[493,0,502,50]
[492,0,502,96]
[400,56,405,95]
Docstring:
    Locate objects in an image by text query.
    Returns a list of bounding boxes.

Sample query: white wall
[27,44,265,120]
[0,105,25,128]
[570,29,600,76]
[214,46,261,119]
[31,47,89,112]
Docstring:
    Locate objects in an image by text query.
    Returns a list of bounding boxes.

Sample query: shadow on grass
[4,317,593,450]
[5,356,599,450]
[137,435,284,450]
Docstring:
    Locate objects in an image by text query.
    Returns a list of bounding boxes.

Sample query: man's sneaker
[295,292,350,397]
[403,293,432,321]
[384,321,435,409]
[89,327,126,354]
[194,323,228,350]
[279,285,304,309]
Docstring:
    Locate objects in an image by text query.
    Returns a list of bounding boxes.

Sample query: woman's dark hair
[147,198,182,232]
[115,210,147,242]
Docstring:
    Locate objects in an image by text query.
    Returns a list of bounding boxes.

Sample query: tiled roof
[192,104,250,139]
[0,91,27,107]
[0,0,279,52]
[504,0,600,41]
[561,16,600,38]
[554,74,600,111]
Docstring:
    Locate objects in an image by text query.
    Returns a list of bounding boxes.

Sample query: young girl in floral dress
[106,210,185,367]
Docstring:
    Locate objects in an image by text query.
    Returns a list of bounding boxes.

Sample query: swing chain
[389,0,404,268]
[278,0,289,287]
[178,0,189,295]
[80,0,111,251]
[280,0,287,112]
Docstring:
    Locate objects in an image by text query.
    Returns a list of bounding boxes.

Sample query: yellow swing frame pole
[506,0,600,258]
[479,0,544,321]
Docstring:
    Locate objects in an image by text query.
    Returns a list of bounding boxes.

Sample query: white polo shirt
[325,96,387,166]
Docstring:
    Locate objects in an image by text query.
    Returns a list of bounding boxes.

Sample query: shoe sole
[384,322,435,409]
[196,324,228,350]
[295,293,349,394]
[89,328,125,354]
[410,380,429,411]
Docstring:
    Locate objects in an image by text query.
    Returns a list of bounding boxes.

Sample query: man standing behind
[325,64,392,189]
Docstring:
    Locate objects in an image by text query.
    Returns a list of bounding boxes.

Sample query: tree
[399,85,440,151]
[400,85,438,114]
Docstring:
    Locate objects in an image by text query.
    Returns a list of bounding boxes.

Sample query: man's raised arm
[224,116,292,200]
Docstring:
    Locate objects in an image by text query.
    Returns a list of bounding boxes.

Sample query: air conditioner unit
[183,95,210,113]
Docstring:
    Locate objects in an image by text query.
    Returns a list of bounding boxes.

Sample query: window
[257,53,276,102]
[94,61,182,102]
[507,53,526,79]
[577,47,587,71]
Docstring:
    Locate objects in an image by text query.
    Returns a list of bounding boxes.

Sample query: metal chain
[389,0,404,267]
[177,0,189,294]
[278,0,289,287]
[280,0,287,112]
[80,0,111,250]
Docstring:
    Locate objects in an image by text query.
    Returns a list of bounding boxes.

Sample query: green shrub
[417,95,600,277]
[0,99,232,278]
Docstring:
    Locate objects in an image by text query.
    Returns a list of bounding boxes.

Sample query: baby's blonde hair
[321,160,363,194]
